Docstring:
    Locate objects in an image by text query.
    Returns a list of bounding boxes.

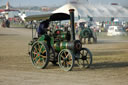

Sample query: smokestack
[69,9,75,40]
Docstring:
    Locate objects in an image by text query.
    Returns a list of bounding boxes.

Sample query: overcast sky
[0,0,128,7]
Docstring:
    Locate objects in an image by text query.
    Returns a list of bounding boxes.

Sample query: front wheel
[58,49,74,71]
[31,41,50,69]
[77,48,92,68]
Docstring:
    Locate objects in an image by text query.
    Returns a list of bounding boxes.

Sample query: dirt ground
[0,27,128,85]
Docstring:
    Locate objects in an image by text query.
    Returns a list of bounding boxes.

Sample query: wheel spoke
[68,56,72,61]
[80,53,84,58]
[60,55,65,59]
[33,55,38,60]
[82,50,84,55]
[87,56,90,59]
[40,45,44,51]
[32,52,37,55]
[64,61,67,67]
[64,51,67,57]
[85,52,88,57]
[35,44,39,52]
[86,60,89,65]
[36,58,40,64]
[34,56,40,63]
[67,61,71,65]
[42,50,46,54]
[37,43,41,52]
[40,55,46,58]
[67,63,71,68]
[34,46,38,52]
[65,53,69,58]
[61,60,65,66]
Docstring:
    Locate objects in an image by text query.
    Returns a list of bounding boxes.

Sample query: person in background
[1,19,5,28]
[5,19,10,28]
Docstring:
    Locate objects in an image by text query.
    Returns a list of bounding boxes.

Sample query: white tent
[52,2,128,20]
[52,3,79,17]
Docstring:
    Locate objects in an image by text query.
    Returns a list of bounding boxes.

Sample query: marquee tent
[52,2,128,21]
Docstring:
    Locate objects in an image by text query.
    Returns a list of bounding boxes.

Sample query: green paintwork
[60,34,66,40]
[54,42,67,52]
[80,27,93,38]
[54,42,61,52]
[61,42,67,49]
[54,41,77,52]
[50,37,54,47]
[38,35,45,41]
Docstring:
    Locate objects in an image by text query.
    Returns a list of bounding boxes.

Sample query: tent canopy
[52,3,128,18]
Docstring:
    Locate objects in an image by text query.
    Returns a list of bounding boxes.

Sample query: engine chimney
[69,9,75,40]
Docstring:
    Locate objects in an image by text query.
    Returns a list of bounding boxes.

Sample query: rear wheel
[31,41,50,69]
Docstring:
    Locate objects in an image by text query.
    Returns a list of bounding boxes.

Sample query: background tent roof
[52,3,128,18]
[52,3,79,17]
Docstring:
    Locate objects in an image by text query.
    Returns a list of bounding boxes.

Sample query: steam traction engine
[79,27,97,44]
[26,9,93,71]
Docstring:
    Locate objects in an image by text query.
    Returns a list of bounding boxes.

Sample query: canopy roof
[25,13,70,21]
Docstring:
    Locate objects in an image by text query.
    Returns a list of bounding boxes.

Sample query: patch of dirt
[0,27,128,85]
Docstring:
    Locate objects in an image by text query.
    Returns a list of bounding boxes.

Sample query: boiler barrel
[54,40,82,52]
